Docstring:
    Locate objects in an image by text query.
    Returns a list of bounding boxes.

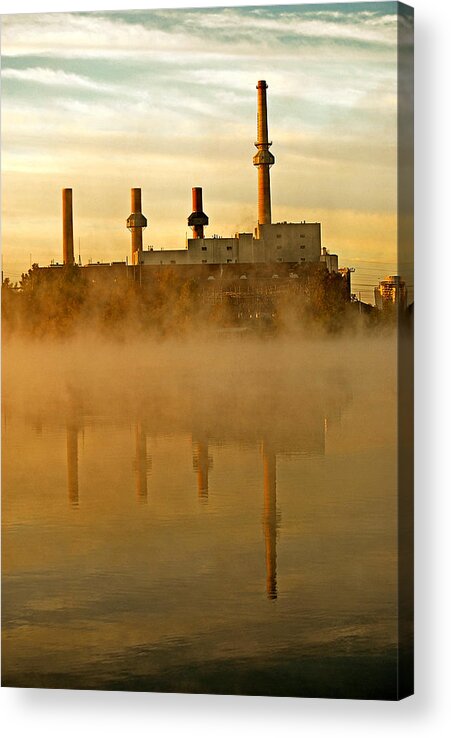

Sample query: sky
[1,2,412,300]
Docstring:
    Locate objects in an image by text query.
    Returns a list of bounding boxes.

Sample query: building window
[201,246,207,251]
[301,257,305,262]
[277,244,282,250]
[227,259,232,263]
[227,246,232,251]
[300,234,305,238]
[170,260,176,264]
[202,259,207,263]
[276,234,281,239]
[277,257,283,263]
[300,244,305,249]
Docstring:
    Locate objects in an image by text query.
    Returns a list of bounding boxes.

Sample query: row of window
[201,259,235,264]
[158,257,309,264]
[276,257,306,262]
[276,244,306,250]
[276,234,306,239]
[201,245,233,252]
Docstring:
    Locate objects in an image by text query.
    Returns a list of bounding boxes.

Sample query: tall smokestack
[62,188,75,265]
[253,81,275,226]
[188,187,209,239]
[127,188,148,264]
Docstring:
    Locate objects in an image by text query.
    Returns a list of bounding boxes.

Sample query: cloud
[2,66,116,93]
[1,7,398,61]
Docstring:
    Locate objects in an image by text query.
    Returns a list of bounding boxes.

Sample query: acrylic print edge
[396,0,414,700]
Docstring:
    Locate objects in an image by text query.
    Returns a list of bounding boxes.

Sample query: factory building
[130,81,339,276]
[320,247,338,273]
[49,80,348,301]
[137,220,322,267]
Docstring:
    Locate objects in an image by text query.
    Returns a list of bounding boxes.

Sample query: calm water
[2,336,399,698]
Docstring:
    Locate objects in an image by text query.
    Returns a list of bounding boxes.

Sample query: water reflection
[262,441,278,600]
[2,338,399,697]
[192,436,211,502]
[134,421,150,504]
[66,422,79,509]
[56,369,344,600]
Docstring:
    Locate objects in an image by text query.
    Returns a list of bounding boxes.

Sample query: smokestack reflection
[262,440,278,600]
[66,422,79,508]
[192,436,211,502]
[135,421,150,504]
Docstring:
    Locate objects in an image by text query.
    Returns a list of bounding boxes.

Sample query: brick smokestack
[127,188,148,264]
[62,188,75,265]
[253,81,275,226]
[188,187,209,239]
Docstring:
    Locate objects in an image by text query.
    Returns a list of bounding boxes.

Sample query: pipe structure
[253,81,275,226]
[62,188,75,265]
[127,188,148,264]
[187,187,209,239]
[262,440,277,600]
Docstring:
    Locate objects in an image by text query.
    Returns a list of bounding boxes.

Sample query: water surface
[2,335,398,698]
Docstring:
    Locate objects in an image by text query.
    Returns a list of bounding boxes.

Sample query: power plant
[132,81,334,271]
[51,81,347,285]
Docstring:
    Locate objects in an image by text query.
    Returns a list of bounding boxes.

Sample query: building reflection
[186,386,345,599]
[59,372,351,597]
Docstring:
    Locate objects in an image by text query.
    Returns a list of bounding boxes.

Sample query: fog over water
[2,332,399,697]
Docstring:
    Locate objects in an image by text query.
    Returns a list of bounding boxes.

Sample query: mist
[2,329,398,447]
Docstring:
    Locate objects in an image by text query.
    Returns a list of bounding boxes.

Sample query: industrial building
[57,81,345,281]
[27,77,353,333]
[126,80,341,275]
[136,220,322,268]
[374,275,407,310]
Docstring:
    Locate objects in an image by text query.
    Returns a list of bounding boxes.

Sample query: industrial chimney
[187,187,209,239]
[62,188,75,265]
[127,188,148,264]
[253,81,275,226]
